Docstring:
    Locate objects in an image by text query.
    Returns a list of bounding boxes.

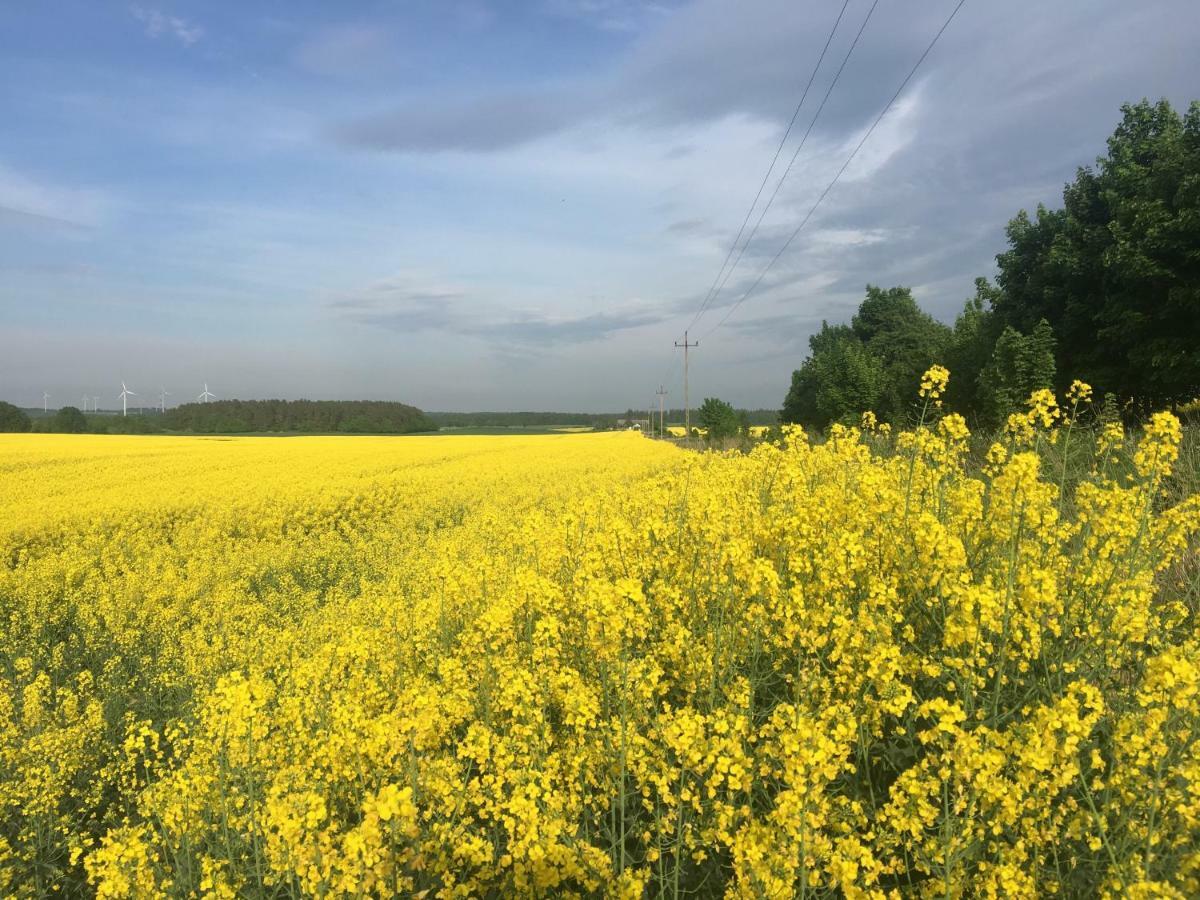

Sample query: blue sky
[2,1,1197,411]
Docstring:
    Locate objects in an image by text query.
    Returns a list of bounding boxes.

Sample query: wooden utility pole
[674,331,698,438]
[656,385,668,437]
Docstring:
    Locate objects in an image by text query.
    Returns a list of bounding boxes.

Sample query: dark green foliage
[739,410,779,426]
[782,322,885,429]
[942,278,1003,417]
[163,399,433,434]
[428,411,613,428]
[978,319,1057,425]
[781,286,949,429]
[1099,392,1123,425]
[697,397,739,440]
[783,99,1200,428]
[851,285,952,421]
[683,408,776,427]
[428,409,779,430]
[0,401,31,432]
[51,406,88,434]
[992,98,1200,408]
[101,415,162,435]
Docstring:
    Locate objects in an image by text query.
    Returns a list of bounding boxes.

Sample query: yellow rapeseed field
[2,375,1198,897]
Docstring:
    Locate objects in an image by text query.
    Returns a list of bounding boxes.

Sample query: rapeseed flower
[0,385,1196,897]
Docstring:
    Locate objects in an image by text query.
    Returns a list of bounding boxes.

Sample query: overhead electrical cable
[695,0,881,331]
[684,0,854,333]
[700,0,969,342]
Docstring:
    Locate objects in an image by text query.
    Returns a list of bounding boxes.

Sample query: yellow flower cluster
[1067,379,1094,406]
[0,380,1197,897]
[919,364,950,402]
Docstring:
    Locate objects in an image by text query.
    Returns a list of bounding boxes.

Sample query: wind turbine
[81,393,89,412]
[43,391,50,413]
[158,386,170,413]
[118,381,136,417]
[91,396,101,413]
[198,383,215,403]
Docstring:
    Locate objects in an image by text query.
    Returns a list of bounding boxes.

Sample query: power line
[694,0,881,332]
[702,0,969,342]
[686,0,853,334]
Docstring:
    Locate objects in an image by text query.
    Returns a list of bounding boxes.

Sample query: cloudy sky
[1,1,1196,411]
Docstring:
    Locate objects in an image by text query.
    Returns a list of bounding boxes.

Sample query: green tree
[979,319,1057,424]
[993,98,1200,408]
[52,406,88,434]
[698,397,739,441]
[778,99,1200,428]
[782,322,885,429]
[0,401,31,432]
[943,278,1002,418]
[851,285,951,422]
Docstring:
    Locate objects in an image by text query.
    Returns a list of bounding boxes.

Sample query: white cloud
[543,0,679,32]
[326,269,666,347]
[838,88,924,184]
[130,5,204,46]
[0,161,112,229]
[294,24,392,77]
[8,0,1200,410]
[454,2,497,31]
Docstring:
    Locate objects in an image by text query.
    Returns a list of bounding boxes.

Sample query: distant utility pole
[674,331,698,438]
[656,385,668,437]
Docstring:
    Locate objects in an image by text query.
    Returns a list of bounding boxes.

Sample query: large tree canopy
[782,321,885,430]
[851,285,951,422]
[783,99,1200,429]
[993,99,1200,407]
[782,287,948,429]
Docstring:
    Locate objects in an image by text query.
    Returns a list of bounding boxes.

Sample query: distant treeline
[655,408,779,426]
[1,401,779,435]
[428,411,619,429]
[162,399,433,434]
[783,99,1200,430]
[0,404,162,434]
[428,408,779,429]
